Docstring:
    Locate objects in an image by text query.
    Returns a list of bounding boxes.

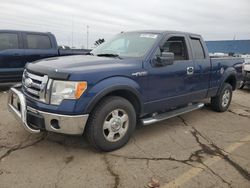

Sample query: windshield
[91,32,160,58]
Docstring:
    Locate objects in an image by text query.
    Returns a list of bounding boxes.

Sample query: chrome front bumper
[8,87,89,135]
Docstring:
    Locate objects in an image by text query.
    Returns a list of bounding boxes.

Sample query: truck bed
[210,57,244,90]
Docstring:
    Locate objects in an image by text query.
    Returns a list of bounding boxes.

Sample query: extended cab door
[188,36,211,100]
[144,34,196,113]
[22,32,58,63]
[0,31,26,82]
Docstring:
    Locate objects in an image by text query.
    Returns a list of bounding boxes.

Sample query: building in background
[205,40,250,55]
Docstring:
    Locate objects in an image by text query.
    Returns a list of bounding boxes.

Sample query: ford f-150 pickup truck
[8,30,244,151]
[0,30,90,84]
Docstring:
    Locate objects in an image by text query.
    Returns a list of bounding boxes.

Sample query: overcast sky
[0,0,249,48]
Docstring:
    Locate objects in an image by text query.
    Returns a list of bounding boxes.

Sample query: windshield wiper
[96,53,122,59]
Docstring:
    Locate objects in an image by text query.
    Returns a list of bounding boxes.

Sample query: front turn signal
[75,82,88,99]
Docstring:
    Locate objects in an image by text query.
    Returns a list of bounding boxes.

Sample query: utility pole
[71,16,74,48]
[68,36,70,47]
[87,25,89,49]
[233,34,236,40]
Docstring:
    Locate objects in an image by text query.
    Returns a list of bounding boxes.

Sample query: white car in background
[240,57,250,89]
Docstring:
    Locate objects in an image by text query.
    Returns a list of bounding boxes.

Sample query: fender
[216,67,237,95]
[83,76,144,114]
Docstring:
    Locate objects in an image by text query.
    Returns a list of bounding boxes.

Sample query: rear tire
[85,96,136,151]
[211,83,232,112]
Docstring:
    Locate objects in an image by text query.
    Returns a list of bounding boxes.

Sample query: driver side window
[162,36,189,61]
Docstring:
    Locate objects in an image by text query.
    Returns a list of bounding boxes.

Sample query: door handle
[187,67,194,75]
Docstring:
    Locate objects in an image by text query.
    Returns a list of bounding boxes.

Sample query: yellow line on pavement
[162,134,250,188]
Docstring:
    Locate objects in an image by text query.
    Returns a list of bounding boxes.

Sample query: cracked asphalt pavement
[0,88,250,188]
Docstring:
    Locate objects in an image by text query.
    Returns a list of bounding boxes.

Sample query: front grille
[22,70,49,102]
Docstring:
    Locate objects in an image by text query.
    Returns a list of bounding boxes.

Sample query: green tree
[94,38,105,46]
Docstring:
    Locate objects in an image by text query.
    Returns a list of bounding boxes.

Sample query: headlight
[50,80,87,105]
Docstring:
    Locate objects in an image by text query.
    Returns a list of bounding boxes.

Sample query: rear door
[23,33,58,63]
[0,31,26,82]
[188,36,211,99]
[144,34,196,113]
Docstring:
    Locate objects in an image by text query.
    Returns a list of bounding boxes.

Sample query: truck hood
[26,55,143,80]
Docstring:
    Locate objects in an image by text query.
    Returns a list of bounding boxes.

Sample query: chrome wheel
[222,89,230,107]
[103,109,129,142]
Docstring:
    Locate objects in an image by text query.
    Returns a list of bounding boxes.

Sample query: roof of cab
[0,29,52,35]
[125,30,201,37]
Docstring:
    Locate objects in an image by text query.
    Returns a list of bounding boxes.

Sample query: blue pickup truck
[8,30,243,151]
[0,30,90,84]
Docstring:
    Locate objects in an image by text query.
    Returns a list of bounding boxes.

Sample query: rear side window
[190,38,205,59]
[27,34,52,49]
[0,33,19,51]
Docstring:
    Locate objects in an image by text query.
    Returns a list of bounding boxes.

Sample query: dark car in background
[0,30,90,84]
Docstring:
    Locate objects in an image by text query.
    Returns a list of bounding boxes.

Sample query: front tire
[85,96,136,151]
[211,83,233,112]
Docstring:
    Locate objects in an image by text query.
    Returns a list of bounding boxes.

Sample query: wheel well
[225,75,236,90]
[106,90,141,116]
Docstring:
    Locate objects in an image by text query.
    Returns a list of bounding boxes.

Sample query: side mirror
[154,52,174,66]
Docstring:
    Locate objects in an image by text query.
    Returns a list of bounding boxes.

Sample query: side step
[141,103,204,126]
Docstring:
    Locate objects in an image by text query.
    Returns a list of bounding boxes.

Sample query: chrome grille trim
[30,82,41,89]
[39,75,49,101]
[26,71,44,81]
[45,79,53,103]
[22,70,50,103]
[25,87,39,96]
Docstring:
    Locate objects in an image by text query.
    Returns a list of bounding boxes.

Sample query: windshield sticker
[140,34,158,39]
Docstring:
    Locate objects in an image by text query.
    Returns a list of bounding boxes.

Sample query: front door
[144,35,195,114]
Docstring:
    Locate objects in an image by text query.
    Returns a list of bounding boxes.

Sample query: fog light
[50,119,60,130]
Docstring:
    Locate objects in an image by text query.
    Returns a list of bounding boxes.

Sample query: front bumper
[7,86,89,135]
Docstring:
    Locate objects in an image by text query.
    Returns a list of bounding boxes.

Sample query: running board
[141,103,204,126]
